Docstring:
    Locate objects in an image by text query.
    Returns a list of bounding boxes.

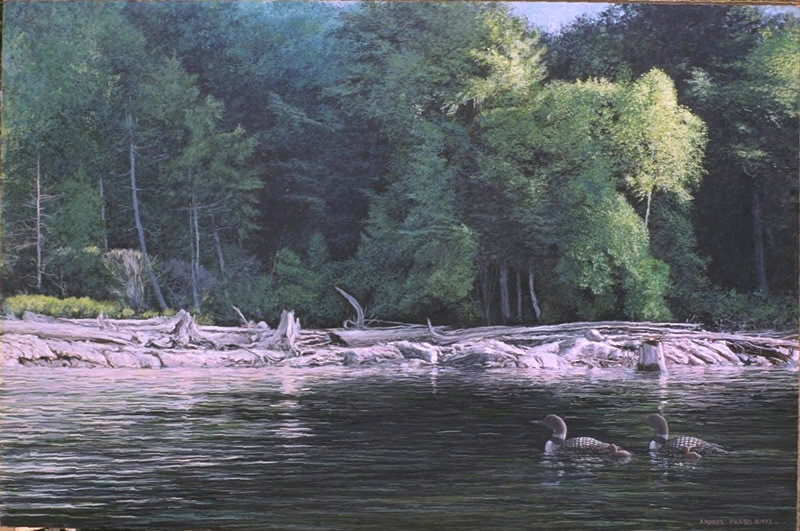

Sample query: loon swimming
[646,414,726,457]
[533,414,631,458]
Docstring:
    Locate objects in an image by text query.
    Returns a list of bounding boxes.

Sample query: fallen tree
[1,310,797,370]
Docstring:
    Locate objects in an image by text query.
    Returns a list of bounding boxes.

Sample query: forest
[1,2,797,330]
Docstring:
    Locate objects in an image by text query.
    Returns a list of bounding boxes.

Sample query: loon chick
[646,414,725,458]
[533,414,631,457]
[682,446,702,460]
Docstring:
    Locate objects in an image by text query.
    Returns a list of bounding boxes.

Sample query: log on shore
[1,313,797,370]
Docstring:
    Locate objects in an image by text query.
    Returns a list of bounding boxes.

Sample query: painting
[1,1,797,529]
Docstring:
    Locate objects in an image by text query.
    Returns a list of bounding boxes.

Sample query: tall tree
[612,69,707,229]
[168,94,258,310]
[458,9,548,323]
[721,23,799,293]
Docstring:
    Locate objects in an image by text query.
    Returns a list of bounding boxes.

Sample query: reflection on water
[0,366,796,530]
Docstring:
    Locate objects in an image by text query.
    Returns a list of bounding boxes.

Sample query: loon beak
[531,418,545,426]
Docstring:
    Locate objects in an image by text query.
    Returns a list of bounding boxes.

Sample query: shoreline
[1,311,797,370]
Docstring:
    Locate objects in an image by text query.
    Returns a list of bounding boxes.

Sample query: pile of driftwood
[0,309,796,370]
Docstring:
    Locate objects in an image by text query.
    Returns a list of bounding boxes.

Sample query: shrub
[195,314,216,326]
[205,274,275,325]
[4,294,122,318]
[141,309,176,319]
[46,246,112,299]
[701,289,798,331]
[103,249,148,311]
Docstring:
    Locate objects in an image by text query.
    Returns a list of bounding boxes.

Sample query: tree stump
[158,310,216,348]
[637,339,668,373]
[267,309,301,353]
[96,313,118,331]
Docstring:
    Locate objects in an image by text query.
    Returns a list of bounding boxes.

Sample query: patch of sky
[507,2,608,32]
[507,2,798,33]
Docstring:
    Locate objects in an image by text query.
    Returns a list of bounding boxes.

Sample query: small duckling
[608,443,632,458]
[681,446,701,460]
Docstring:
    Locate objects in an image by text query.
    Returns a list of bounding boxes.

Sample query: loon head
[646,414,669,434]
[646,414,670,450]
[533,414,568,439]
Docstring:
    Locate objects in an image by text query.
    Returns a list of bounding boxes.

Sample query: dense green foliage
[2,2,797,330]
[546,4,799,321]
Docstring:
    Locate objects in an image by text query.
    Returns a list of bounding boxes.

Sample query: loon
[646,414,726,458]
[533,414,631,458]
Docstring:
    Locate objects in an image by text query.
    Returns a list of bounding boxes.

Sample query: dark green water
[0,367,796,530]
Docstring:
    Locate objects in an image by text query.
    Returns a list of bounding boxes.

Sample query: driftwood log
[1,311,797,370]
[336,287,365,329]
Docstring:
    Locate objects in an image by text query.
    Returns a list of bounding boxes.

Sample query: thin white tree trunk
[127,113,168,311]
[644,189,652,229]
[191,188,202,311]
[528,268,542,322]
[189,202,199,310]
[99,174,108,252]
[35,155,43,291]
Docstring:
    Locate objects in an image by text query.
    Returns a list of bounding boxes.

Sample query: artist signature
[700,518,776,526]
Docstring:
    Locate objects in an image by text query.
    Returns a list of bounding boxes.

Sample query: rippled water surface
[0,366,796,529]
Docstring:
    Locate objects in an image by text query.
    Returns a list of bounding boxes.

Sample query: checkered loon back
[661,436,726,455]
[562,437,611,453]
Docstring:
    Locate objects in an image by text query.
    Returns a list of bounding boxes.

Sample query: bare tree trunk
[515,268,523,322]
[479,262,495,325]
[644,189,652,229]
[499,261,511,324]
[211,215,226,276]
[528,267,542,322]
[752,186,768,294]
[99,175,108,252]
[127,113,168,311]
[268,225,287,285]
[189,199,200,311]
[192,190,202,311]
[35,155,43,291]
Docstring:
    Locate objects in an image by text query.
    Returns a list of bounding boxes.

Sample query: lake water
[0,366,796,530]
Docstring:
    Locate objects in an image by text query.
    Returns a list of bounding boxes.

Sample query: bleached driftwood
[1,313,796,370]
[336,287,365,329]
